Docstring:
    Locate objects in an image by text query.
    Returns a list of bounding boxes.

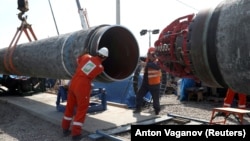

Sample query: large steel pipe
[189,0,250,94]
[0,25,139,82]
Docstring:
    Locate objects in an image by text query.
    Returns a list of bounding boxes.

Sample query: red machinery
[155,14,195,79]
[154,0,250,95]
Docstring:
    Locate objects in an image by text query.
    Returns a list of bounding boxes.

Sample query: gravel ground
[0,100,73,141]
[0,94,249,141]
[149,94,250,125]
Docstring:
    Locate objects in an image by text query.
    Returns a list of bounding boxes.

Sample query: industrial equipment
[0,0,46,95]
[0,75,45,95]
[17,0,29,21]
[5,2,37,75]
[154,0,250,95]
[56,88,107,113]
[75,0,89,29]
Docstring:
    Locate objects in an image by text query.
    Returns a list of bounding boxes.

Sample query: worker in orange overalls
[223,88,247,109]
[61,47,109,141]
[133,47,162,115]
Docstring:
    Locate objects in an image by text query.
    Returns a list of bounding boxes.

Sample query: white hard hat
[98,47,109,57]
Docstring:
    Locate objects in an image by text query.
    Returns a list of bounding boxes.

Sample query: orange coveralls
[223,88,247,109]
[62,54,104,136]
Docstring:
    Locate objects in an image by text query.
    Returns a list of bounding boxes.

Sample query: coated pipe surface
[190,0,250,94]
[0,25,139,82]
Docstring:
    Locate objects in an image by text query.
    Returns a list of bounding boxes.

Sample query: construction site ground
[0,91,250,141]
[0,92,159,130]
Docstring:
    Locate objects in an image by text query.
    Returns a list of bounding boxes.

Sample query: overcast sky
[0,0,220,55]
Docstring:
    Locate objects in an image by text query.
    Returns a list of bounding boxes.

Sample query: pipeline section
[0,25,140,82]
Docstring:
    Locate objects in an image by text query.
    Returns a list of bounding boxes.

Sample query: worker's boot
[133,108,141,113]
[72,134,85,141]
[63,129,71,137]
[155,109,160,115]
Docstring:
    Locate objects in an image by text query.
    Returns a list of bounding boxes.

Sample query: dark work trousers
[56,86,68,106]
[135,82,161,112]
